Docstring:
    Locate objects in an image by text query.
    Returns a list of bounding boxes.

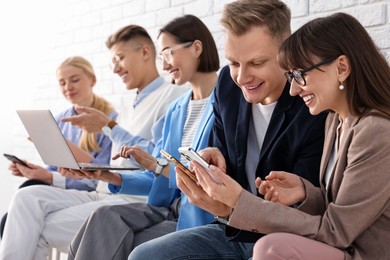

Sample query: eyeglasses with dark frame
[284,57,338,86]
[159,41,193,64]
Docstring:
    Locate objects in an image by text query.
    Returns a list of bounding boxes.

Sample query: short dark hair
[278,12,390,119]
[159,14,219,72]
[106,24,156,56]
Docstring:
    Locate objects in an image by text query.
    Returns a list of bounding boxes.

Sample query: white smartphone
[178,147,221,183]
[178,147,210,168]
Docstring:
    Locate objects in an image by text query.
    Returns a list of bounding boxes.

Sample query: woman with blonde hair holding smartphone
[0,56,116,258]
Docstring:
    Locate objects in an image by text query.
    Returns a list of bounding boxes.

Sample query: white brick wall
[1,0,389,218]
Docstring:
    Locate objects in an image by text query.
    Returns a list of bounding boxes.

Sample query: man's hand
[60,106,110,133]
[192,161,243,209]
[176,166,231,217]
[192,147,226,173]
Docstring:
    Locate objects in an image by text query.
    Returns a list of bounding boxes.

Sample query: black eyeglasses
[284,57,338,86]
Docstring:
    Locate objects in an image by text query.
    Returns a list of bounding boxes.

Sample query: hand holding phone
[178,147,222,183]
[3,153,33,169]
[160,150,197,182]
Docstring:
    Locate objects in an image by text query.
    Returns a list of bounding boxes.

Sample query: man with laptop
[0,24,187,260]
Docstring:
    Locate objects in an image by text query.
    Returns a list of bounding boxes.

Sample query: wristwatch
[102,120,117,137]
[154,157,169,177]
[214,215,230,225]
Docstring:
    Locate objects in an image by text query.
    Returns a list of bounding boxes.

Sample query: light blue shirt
[50,107,117,190]
[109,90,216,230]
[132,76,165,108]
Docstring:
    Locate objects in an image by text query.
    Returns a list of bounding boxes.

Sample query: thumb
[265,171,286,181]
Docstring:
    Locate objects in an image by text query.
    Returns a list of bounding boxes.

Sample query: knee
[128,241,154,260]
[11,186,39,207]
[253,233,285,260]
[89,205,114,220]
[8,186,53,213]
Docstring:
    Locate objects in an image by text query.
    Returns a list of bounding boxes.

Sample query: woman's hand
[14,162,53,184]
[8,162,23,177]
[64,168,122,186]
[113,145,157,172]
[257,171,306,206]
[58,167,84,180]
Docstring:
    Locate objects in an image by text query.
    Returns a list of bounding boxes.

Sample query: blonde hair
[57,56,115,153]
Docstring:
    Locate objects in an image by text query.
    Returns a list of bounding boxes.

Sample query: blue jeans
[128,223,254,260]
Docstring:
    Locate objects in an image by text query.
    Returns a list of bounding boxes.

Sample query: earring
[339,83,344,90]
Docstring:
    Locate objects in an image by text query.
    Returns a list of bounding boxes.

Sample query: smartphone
[178,147,210,168]
[160,150,197,182]
[178,147,221,183]
[3,153,33,169]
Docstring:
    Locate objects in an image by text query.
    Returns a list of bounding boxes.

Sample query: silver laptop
[16,109,139,171]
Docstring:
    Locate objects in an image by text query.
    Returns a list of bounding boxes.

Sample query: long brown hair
[57,56,115,153]
[278,12,390,119]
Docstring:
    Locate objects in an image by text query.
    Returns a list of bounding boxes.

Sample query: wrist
[149,162,158,173]
[47,172,53,185]
[214,214,230,224]
[106,172,122,186]
[102,120,118,137]
[154,157,169,177]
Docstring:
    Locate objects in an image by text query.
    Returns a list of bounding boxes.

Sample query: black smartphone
[160,150,197,182]
[3,153,33,169]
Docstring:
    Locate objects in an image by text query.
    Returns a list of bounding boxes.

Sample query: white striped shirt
[180,96,210,165]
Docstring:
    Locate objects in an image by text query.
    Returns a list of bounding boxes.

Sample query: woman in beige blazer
[191,12,390,260]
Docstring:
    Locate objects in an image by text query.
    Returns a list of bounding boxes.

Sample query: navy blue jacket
[209,65,327,242]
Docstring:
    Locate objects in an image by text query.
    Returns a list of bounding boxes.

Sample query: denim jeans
[128,223,254,260]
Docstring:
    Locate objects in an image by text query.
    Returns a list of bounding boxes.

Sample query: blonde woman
[0,56,116,255]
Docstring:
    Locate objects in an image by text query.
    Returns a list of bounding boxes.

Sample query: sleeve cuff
[51,171,66,189]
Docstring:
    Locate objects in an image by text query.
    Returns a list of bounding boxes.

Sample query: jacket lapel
[235,94,251,180]
[319,113,338,185]
[322,114,361,202]
[168,91,192,158]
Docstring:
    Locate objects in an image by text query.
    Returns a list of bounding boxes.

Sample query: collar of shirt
[133,76,165,108]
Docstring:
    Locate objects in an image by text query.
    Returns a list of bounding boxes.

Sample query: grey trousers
[68,203,177,260]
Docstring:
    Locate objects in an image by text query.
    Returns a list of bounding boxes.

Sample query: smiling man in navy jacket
[128,0,327,259]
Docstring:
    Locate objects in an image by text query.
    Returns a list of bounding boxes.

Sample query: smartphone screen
[160,150,197,182]
[178,147,210,168]
[3,153,33,169]
[178,147,222,184]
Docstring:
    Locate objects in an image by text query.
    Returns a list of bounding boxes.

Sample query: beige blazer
[229,111,390,260]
